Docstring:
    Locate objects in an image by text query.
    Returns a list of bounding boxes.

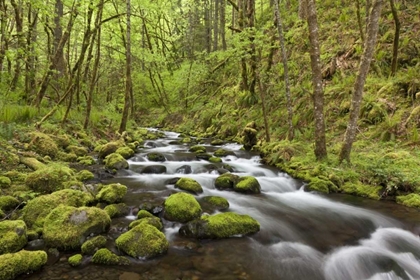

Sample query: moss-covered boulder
[129,217,163,231]
[396,194,420,208]
[164,192,202,223]
[137,209,154,219]
[0,250,47,280]
[215,173,240,190]
[179,212,260,239]
[3,171,27,184]
[104,203,130,218]
[25,164,75,194]
[234,176,261,194]
[104,153,129,171]
[213,149,235,157]
[200,196,229,212]
[81,235,107,255]
[308,177,339,194]
[146,152,166,162]
[175,178,203,194]
[77,155,96,165]
[209,157,222,163]
[210,139,224,146]
[28,132,59,158]
[0,220,27,254]
[0,175,12,188]
[96,183,127,204]
[141,165,167,174]
[22,189,94,229]
[182,137,192,144]
[116,223,169,259]
[98,141,123,159]
[241,122,258,151]
[43,205,111,250]
[92,248,130,265]
[57,151,78,162]
[0,196,19,211]
[196,153,212,160]
[66,145,88,157]
[68,254,83,267]
[189,145,207,153]
[116,146,135,159]
[76,170,95,181]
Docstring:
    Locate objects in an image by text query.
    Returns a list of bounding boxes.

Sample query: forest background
[1,0,420,207]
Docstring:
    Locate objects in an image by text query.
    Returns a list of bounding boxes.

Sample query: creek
[23,129,420,280]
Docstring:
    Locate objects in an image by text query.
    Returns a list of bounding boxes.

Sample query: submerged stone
[146,152,166,162]
[141,165,167,174]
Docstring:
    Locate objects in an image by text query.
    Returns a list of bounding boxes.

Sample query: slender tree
[389,0,400,76]
[305,0,327,160]
[339,0,384,163]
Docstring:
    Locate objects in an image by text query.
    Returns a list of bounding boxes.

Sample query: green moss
[54,134,72,149]
[0,220,27,254]
[0,209,4,219]
[76,170,95,181]
[234,176,261,194]
[210,139,224,145]
[182,137,192,144]
[77,155,96,165]
[209,157,222,163]
[28,132,59,158]
[104,153,128,171]
[92,248,130,265]
[175,177,203,194]
[215,173,239,190]
[213,149,235,157]
[180,212,260,239]
[0,196,19,211]
[164,192,202,223]
[396,194,420,208]
[116,146,135,159]
[68,254,83,267]
[56,151,78,162]
[98,141,123,159]
[340,182,381,200]
[3,171,27,184]
[104,203,130,218]
[96,183,127,204]
[189,145,206,153]
[129,216,163,231]
[25,164,75,194]
[201,196,229,210]
[146,152,166,162]
[43,205,111,250]
[27,230,39,241]
[116,223,169,259]
[81,235,107,255]
[137,209,154,219]
[0,176,12,188]
[66,145,88,157]
[0,250,47,280]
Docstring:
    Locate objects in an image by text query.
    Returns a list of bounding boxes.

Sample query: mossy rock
[0,220,27,254]
[81,235,107,255]
[215,173,240,190]
[182,137,192,144]
[28,132,59,158]
[175,177,203,194]
[98,141,123,159]
[307,177,339,194]
[137,209,154,219]
[54,134,72,149]
[210,139,224,146]
[0,195,19,211]
[209,157,222,163]
[92,248,130,265]
[104,203,130,218]
[77,155,96,165]
[164,192,202,223]
[340,182,381,200]
[116,146,135,159]
[25,164,75,194]
[104,153,129,171]
[0,250,47,280]
[22,189,94,230]
[66,145,88,157]
[396,194,420,208]
[0,176,12,188]
[43,205,111,250]
[76,170,95,181]
[146,152,166,162]
[200,196,229,211]
[68,254,83,267]
[96,183,127,204]
[196,153,212,160]
[56,151,78,162]
[189,145,207,153]
[234,176,261,194]
[129,216,163,231]
[213,149,235,157]
[0,209,4,219]
[180,212,260,239]
[116,223,169,259]
[3,171,27,184]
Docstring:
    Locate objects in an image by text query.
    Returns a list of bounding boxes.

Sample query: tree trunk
[339,0,383,163]
[389,0,400,76]
[24,6,38,102]
[356,0,365,42]
[213,0,219,51]
[9,0,23,91]
[119,0,133,133]
[274,0,294,140]
[306,0,327,160]
[220,0,227,50]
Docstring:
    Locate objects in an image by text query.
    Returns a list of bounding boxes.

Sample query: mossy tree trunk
[339,0,384,163]
[305,0,327,160]
[389,0,400,76]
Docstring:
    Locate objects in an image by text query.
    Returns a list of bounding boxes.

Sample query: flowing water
[23,129,420,280]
